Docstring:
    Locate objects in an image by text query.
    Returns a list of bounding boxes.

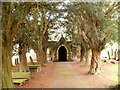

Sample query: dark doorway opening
[58,46,67,61]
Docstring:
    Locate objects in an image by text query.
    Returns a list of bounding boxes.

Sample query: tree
[14,23,30,72]
[25,2,63,66]
[2,2,32,88]
[66,2,118,74]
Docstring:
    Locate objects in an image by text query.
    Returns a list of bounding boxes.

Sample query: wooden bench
[12,72,31,85]
[28,65,41,72]
[13,79,28,86]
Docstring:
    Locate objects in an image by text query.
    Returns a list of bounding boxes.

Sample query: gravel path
[15,61,118,88]
[52,62,89,88]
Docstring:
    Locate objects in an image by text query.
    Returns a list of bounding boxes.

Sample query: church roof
[59,36,66,44]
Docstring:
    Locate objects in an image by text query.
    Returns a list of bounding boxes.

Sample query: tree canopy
[2,1,118,88]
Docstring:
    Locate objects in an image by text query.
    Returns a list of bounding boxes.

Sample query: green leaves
[3,2,118,53]
[66,2,118,51]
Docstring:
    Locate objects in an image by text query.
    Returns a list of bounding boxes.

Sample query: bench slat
[13,79,27,84]
[12,72,31,79]
[28,65,41,67]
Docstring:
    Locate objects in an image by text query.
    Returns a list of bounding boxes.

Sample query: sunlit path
[14,61,118,88]
[52,62,89,88]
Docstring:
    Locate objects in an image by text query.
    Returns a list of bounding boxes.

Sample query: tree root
[88,68,102,75]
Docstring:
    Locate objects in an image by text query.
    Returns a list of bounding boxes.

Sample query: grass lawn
[108,67,118,72]
[107,74,119,84]
[107,64,120,87]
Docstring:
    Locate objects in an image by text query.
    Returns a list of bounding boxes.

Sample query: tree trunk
[19,43,29,72]
[118,50,120,61]
[88,49,101,74]
[29,56,35,65]
[80,49,85,62]
[35,49,44,66]
[84,49,91,66]
[35,50,40,64]
[16,58,19,65]
[15,58,17,65]
[52,51,55,61]
[111,48,113,57]
[114,49,117,60]
[2,44,14,88]
[107,51,111,60]
[42,48,47,63]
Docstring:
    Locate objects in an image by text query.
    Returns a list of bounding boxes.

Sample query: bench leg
[20,83,23,86]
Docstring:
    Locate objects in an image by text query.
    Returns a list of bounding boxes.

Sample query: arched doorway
[58,46,67,61]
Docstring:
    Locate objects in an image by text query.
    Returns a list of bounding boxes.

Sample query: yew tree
[66,2,118,74]
[2,2,32,88]
[14,22,31,72]
[24,2,63,65]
